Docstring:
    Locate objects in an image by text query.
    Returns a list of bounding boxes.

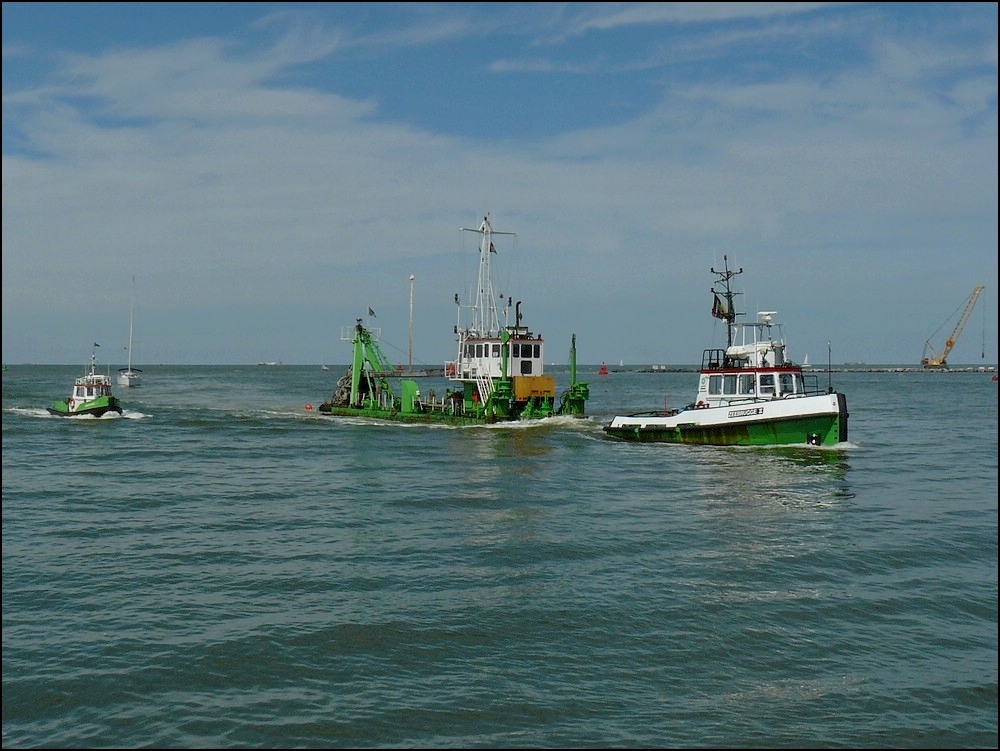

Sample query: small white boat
[604,257,848,447]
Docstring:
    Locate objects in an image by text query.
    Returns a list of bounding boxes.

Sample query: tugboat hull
[47,397,123,418]
[605,393,848,447]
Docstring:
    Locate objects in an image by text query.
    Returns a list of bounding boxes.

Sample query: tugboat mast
[711,255,743,348]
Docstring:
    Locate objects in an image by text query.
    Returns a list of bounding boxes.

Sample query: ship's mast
[711,255,743,349]
[459,214,516,337]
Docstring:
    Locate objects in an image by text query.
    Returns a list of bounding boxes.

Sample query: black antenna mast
[711,255,743,348]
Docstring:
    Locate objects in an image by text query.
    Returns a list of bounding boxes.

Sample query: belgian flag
[711,294,728,320]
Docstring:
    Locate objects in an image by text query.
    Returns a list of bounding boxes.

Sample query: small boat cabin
[74,374,115,402]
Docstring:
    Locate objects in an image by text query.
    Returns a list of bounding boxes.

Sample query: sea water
[2,365,997,747]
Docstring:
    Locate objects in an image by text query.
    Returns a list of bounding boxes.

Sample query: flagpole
[408,274,415,373]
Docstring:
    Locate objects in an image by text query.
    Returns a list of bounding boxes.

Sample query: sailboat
[117,277,142,388]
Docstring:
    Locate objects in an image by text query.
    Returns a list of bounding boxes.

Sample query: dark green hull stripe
[605,412,845,447]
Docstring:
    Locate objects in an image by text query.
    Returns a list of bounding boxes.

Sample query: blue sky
[3,2,997,367]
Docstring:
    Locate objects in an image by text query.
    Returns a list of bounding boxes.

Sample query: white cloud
[3,3,996,365]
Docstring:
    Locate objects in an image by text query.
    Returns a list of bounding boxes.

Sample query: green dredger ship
[317,214,588,425]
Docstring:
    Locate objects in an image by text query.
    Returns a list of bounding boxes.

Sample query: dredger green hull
[318,377,587,426]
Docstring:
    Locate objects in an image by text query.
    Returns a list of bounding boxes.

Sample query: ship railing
[702,349,827,377]
[415,390,465,416]
[702,349,727,369]
[710,389,831,408]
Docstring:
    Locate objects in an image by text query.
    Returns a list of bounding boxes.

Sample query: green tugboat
[604,257,848,447]
[48,345,123,418]
[317,214,588,424]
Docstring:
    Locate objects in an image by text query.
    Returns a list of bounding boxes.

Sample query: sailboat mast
[126,276,135,370]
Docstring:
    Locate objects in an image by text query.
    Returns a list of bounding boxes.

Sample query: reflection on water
[745,444,853,471]
[685,442,855,511]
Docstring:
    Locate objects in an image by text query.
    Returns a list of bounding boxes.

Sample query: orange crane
[921,285,985,368]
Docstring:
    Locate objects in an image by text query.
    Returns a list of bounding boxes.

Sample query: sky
[3,2,997,367]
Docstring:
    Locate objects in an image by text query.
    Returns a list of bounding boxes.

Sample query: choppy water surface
[3,365,997,747]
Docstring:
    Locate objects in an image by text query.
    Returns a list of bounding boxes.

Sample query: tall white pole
[409,274,415,372]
